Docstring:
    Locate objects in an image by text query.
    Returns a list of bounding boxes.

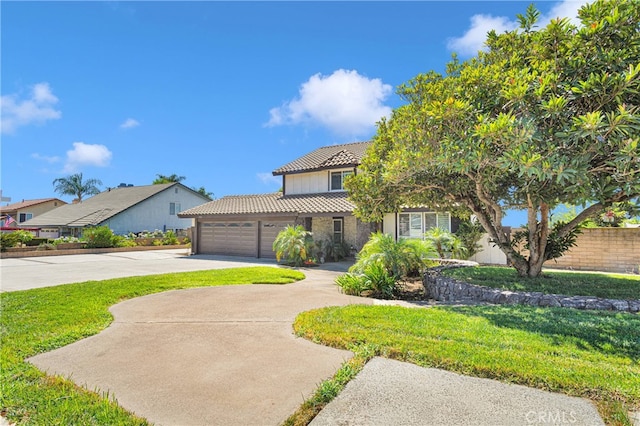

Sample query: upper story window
[330,170,353,191]
[169,202,181,216]
[18,213,33,223]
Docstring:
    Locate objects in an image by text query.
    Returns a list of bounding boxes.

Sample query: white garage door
[259,220,293,258]
[199,221,258,257]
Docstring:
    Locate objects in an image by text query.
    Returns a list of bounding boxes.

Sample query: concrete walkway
[5,250,605,425]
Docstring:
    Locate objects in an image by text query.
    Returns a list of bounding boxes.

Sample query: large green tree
[347,0,639,277]
[152,174,186,184]
[52,173,102,202]
[153,174,214,200]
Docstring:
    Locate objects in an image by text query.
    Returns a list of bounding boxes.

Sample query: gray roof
[178,192,355,217]
[23,183,198,228]
[272,141,371,176]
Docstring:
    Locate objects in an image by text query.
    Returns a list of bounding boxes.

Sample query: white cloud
[266,69,392,137]
[63,142,112,173]
[448,0,589,57]
[31,153,61,164]
[1,82,61,134]
[257,172,281,186]
[120,118,140,129]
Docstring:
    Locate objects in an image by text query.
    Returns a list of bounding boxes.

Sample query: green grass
[442,266,640,300]
[0,267,305,425]
[294,305,640,426]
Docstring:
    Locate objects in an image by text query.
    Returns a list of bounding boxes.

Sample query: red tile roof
[179,192,355,217]
[272,141,371,175]
[0,198,66,213]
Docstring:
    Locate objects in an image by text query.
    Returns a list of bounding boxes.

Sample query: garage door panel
[199,221,257,256]
[260,221,293,258]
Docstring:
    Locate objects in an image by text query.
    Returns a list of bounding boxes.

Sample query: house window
[330,171,353,191]
[333,218,343,244]
[18,213,33,223]
[399,212,451,239]
[169,202,181,215]
[425,212,451,231]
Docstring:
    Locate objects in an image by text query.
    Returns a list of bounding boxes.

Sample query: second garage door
[259,220,293,258]
[199,221,258,257]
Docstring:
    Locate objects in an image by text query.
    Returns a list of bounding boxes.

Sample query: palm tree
[52,173,102,202]
[153,174,186,184]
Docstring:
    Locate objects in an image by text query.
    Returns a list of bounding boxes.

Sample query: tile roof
[179,192,355,217]
[272,141,371,175]
[0,198,66,213]
[22,183,186,227]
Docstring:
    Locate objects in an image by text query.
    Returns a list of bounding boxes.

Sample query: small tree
[272,225,313,266]
[53,173,102,202]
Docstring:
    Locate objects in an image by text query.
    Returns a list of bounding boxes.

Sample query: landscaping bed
[0,244,190,259]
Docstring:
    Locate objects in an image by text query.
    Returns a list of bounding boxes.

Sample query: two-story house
[179,142,457,258]
[23,183,210,237]
[1,198,67,229]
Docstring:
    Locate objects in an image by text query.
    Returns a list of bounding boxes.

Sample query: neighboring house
[179,142,457,258]
[0,198,67,229]
[22,183,210,238]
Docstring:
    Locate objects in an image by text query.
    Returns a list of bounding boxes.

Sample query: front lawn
[294,305,640,426]
[0,267,304,425]
[442,266,640,300]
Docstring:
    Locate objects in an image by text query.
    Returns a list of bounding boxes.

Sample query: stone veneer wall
[423,268,639,313]
[312,216,358,248]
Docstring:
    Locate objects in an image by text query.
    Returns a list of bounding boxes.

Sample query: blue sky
[1,1,587,225]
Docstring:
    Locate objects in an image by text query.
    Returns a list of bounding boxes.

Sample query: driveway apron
[28,268,373,426]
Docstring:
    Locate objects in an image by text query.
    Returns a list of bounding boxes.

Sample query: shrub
[112,235,137,248]
[162,230,179,245]
[1,233,21,250]
[362,262,396,299]
[424,227,466,259]
[335,273,368,296]
[455,220,484,259]
[51,236,82,246]
[350,232,436,279]
[273,225,313,266]
[37,242,57,251]
[0,231,34,250]
[82,226,116,248]
[322,238,351,262]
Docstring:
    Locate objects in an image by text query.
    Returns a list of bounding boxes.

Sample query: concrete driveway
[0,249,274,292]
[28,268,372,425]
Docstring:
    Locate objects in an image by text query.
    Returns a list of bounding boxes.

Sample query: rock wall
[423,269,639,313]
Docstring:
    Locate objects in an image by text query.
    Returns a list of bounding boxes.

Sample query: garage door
[259,220,293,258]
[199,221,258,256]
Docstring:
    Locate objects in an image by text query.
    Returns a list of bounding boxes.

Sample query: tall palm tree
[52,173,102,202]
[153,174,185,184]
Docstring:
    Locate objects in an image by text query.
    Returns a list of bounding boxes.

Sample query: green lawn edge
[293,304,640,426]
[0,267,305,425]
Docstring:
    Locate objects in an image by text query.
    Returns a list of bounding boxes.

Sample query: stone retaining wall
[424,270,639,313]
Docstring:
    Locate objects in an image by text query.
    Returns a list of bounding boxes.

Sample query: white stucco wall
[100,187,208,235]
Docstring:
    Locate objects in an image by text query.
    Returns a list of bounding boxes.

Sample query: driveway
[0,249,275,292]
[28,267,373,425]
